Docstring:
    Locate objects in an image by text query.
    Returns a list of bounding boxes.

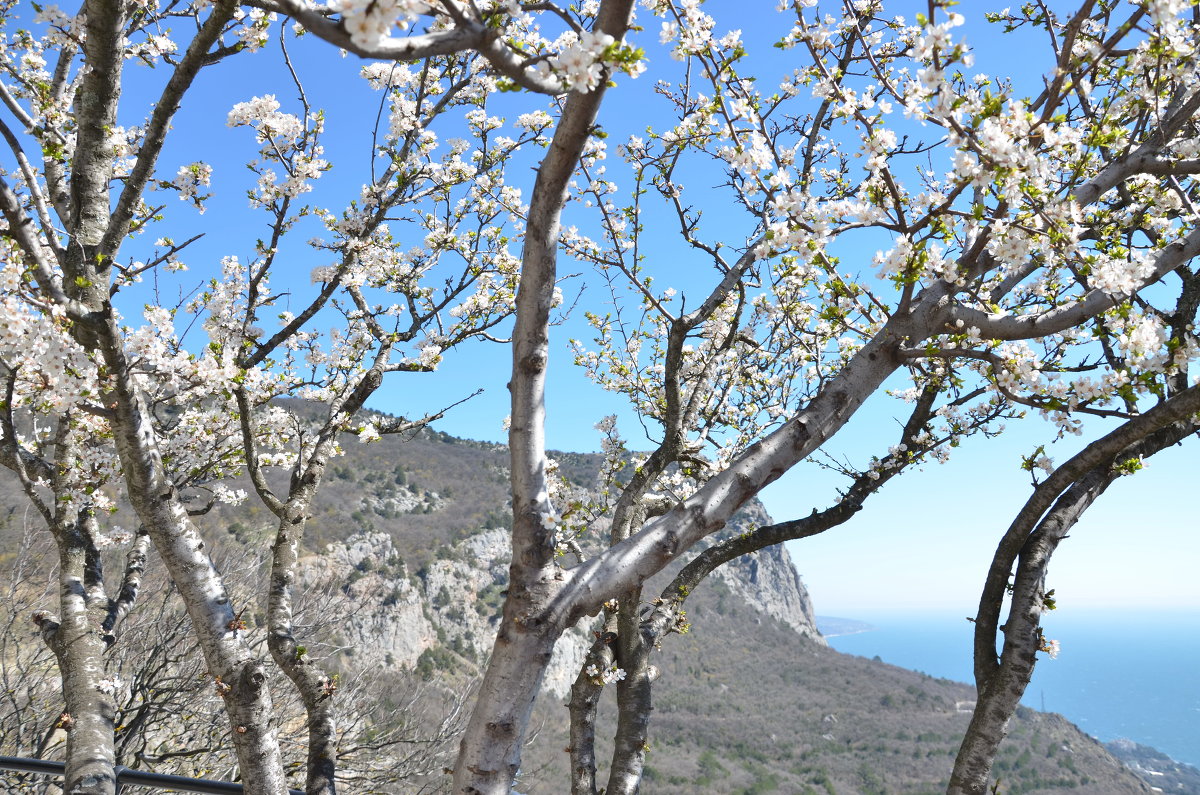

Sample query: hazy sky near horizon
[77,0,1198,616]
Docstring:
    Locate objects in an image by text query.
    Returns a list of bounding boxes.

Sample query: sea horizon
[820,607,1200,770]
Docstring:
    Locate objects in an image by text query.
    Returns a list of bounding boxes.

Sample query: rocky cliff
[707,500,823,642]
[301,493,823,698]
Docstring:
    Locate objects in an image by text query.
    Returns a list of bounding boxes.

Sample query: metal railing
[0,756,305,794]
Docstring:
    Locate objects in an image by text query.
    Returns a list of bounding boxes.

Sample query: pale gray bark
[100,0,240,254]
[548,302,937,625]
[239,368,385,795]
[263,482,342,795]
[952,247,1200,793]
[602,591,653,795]
[567,615,616,795]
[575,383,968,791]
[0,401,116,794]
[465,111,1200,786]
[47,3,290,790]
[0,4,1194,793]
[101,529,152,639]
[48,515,118,795]
[460,147,966,787]
[69,0,126,250]
[0,418,159,794]
[94,335,288,794]
[451,0,637,788]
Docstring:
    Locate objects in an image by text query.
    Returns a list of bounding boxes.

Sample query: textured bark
[602,593,653,795]
[948,475,1109,795]
[567,680,602,795]
[547,303,930,627]
[582,386,964,792]
[252,396,365,795]
[1,417,119,794]
[451,0,636,789]
[455,625,562,793]
[2,407,160,794]
[266,547,337,795]
[458,162,946,791]
[567,619,615,795]
[47,515,117,795]
[95,337,287,794]
[234,355,387,795]
[101,0,238,253]
[70,0,126,250]
[950,397,1200,795]
[587,388,940,790]
[47,3,289,790]
[266,506,339,795]
[102,529,151,638]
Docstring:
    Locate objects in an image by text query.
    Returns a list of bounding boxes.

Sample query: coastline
[823,609,1200,769]
[820,627,877,639]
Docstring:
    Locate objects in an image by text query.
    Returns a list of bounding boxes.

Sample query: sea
[823,608,1200,769]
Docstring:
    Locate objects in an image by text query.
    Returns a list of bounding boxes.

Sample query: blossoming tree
[3,0,1200,794]
[381,0,1198,792]
[220,47,539,793]
[0,2,535,793]
[0,6,279,789]
[535,2,1200,792]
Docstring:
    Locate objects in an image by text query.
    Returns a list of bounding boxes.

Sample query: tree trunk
[47,520,116,795]
[266,507,339,795]
[454,1,635,789]
[567,626,612,795]
[603,593,653,795]
[949,475,1107,795]
[250,379,386,795]
[950,401,1200,794]
[453,620,560,793]
[98,339,288,794]
[459,273,930,791]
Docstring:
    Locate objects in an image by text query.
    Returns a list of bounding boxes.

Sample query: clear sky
[86,1,1199,618]
[772,398,1200,615]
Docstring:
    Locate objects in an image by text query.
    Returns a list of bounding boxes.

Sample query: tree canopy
[0,1,1197,794]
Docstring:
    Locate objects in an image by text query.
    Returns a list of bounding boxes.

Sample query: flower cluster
[336,0,431,49]
[227,95,328,207]
[536,30,615,93]
[585,664,627,686]
[171,162,213,212]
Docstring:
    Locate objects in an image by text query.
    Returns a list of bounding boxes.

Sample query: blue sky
[63,1,1200,616]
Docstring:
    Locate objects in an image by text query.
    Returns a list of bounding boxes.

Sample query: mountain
[0,407,1170,793]
[269,416,1154,794]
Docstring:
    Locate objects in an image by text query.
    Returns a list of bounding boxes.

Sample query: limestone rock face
[300,532,434,668]
[711,503,823,643]
[301,498,822,695]
[301,528,591,697]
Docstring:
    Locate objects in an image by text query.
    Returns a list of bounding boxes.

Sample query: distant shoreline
[821,627,877,639]
[814,616,878,638]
